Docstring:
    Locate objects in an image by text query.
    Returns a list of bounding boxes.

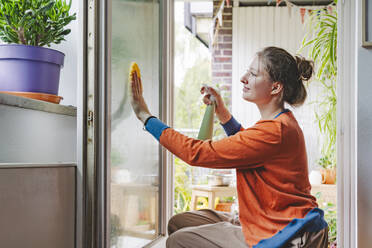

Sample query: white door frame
[337,0,358,247]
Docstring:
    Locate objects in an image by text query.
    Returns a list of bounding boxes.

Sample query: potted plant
[215,196,235,212]
[0,0,76,103]
[317,155,336,184]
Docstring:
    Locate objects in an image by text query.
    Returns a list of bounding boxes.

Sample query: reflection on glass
[110,0,160,247]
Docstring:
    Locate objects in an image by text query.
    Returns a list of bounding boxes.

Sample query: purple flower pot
[0,44,64,95]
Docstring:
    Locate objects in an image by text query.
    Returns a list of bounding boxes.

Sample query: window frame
[337,0,358,247]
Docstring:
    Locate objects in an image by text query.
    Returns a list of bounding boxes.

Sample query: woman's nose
[240,76,248,85]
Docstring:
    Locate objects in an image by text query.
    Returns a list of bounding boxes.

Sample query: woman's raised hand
[129,71,152,123]
[200,86,232,124]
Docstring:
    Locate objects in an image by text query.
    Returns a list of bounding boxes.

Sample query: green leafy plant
[174,157,192,214]
[317,155,333,169]
[0,0,76,47]
[299,2,337,168]
[301,3,338,242]
[324,202,337,245]
[315,192,337,245]
[218,196,235,203]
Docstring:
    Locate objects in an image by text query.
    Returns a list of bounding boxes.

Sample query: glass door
[84,0,172,247]
[110,0,163,247]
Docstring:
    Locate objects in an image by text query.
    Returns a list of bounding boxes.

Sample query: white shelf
[0,92,76,116]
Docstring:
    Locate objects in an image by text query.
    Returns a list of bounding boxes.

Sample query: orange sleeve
[159,121,282,169]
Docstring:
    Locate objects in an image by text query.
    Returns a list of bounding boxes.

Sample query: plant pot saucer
[0,91,63,104]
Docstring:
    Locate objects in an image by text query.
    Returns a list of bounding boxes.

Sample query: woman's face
[240,56,275,104]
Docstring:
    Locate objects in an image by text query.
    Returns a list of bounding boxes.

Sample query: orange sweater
[158,111,318,246]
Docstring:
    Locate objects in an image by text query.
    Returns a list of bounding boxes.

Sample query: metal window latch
[87,110,94,126]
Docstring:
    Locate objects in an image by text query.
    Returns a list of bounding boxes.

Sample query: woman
[129,46,328,248]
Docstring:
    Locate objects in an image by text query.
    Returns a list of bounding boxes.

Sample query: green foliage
[302,4,338,240]
[174,1,212,130]
[173,56,226,213]
[315,192,337,244]
[174,58,211,129]
[300,3,337,168]
[0,0,76,47]
[174,157,192,214]
[219,196,235,203]
[324,202,337,244]
[317,155,333,169]
[302,13,337,80]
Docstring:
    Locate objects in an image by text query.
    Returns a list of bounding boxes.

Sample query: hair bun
[295,56,314,81]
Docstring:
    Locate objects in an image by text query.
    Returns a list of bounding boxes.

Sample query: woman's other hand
[200,86,232,124]
[129,71,152,123]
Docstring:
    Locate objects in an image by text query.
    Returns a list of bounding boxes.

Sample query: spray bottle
[197,85,216,140]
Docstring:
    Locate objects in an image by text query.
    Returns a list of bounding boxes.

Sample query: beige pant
[166,209,328,248]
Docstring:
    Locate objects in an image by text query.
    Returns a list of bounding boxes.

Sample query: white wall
[0,105,77,163]
[232,6,323,171]
[357,0,372,246]
[50,0,79,107]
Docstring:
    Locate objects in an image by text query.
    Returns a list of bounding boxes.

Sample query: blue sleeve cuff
[221,116,242,136]
[145,117,170,141]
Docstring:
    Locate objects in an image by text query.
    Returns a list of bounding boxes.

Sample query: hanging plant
[300,2,337,168]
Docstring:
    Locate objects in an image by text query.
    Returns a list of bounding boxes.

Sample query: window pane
[110,0,160,247]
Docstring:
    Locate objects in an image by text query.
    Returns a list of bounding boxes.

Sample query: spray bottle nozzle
[202,84,216,102]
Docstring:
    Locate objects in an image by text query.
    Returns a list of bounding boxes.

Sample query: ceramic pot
[320,168,336,184]
[0,44,64,95]
[215,202,233,212]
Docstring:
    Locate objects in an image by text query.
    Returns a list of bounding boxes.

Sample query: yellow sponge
[129,62,142,93]
[129,62,141,80]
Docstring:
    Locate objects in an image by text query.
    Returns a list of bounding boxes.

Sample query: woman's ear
[271,82,283,95]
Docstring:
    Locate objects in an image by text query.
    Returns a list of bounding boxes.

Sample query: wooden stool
[190,185,237,210]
